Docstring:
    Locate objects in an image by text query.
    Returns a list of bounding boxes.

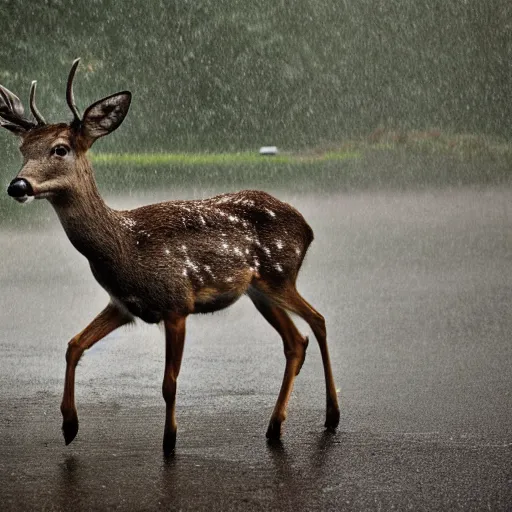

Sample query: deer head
[2,59,131,205]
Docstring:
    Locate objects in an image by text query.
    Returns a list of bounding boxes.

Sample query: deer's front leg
[162,313,187,456]
[61,303,132,445]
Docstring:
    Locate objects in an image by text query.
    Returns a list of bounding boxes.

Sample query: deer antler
[66,58,81,124]
[0,84,36,131]
[29,81,46,125]
[1,58,90,133]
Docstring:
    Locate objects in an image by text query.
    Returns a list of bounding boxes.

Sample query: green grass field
[90,149,362,167]
[86,132,511,193]
[2,132,511,227]
[89,132,512,168]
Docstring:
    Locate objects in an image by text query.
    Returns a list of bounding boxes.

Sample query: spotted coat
[86,189,314,323]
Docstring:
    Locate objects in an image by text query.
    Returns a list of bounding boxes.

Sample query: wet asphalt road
[1,186,511,510]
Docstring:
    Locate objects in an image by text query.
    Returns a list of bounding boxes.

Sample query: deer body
[1,60,339,455]
[67,187,314,323]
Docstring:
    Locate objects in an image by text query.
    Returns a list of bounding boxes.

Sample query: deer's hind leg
[248,287,309,440]
[251,281,340,431]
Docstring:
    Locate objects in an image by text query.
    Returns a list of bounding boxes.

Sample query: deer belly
[105,292,162,324]
[193,288,242,314]
[112,295,161,324]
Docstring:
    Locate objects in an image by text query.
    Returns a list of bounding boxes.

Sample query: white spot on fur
[276,240,283,250]
[275,263,283,272]
[121,217,137,230]
[295,247,301,255]
[263,247,271,257]
[185,258,199,271]
[204,265,215,278]
[165,248,170,255]
[183,257,203,284]
[264,208,276,218]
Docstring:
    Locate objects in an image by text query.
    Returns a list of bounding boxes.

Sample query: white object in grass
[259,146,278,156]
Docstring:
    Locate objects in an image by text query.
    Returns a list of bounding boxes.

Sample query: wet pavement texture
[1,187,511,510]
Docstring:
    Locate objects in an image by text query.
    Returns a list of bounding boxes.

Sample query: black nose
[7,178,33,198]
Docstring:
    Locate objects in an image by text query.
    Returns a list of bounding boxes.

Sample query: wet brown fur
[4,83,339,454]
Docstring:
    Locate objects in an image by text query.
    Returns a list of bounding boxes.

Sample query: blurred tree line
[0,0,510,151]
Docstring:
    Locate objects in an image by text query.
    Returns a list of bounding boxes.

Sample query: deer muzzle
[7,178,34,203]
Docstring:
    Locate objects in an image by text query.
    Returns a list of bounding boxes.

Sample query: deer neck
[50,163,123,264]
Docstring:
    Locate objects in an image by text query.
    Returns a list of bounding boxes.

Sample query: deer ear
[81,91,131,142]
[0,119,27,136]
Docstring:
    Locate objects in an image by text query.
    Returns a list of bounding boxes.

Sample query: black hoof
[324,405,340,431]
[163,430,177,457]
[266,420,282,440]
[62,418,79,445]
[266,437,284,451]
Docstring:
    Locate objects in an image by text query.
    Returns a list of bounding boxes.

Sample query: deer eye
[51,144,70,157]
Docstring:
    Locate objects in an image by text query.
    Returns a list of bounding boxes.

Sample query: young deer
[1,60,340,454]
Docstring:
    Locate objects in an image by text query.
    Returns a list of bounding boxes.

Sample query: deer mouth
[14,195,35,204]
[7,178,35,203]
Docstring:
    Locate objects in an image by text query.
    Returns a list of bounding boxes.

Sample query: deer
[1,59,340,455]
